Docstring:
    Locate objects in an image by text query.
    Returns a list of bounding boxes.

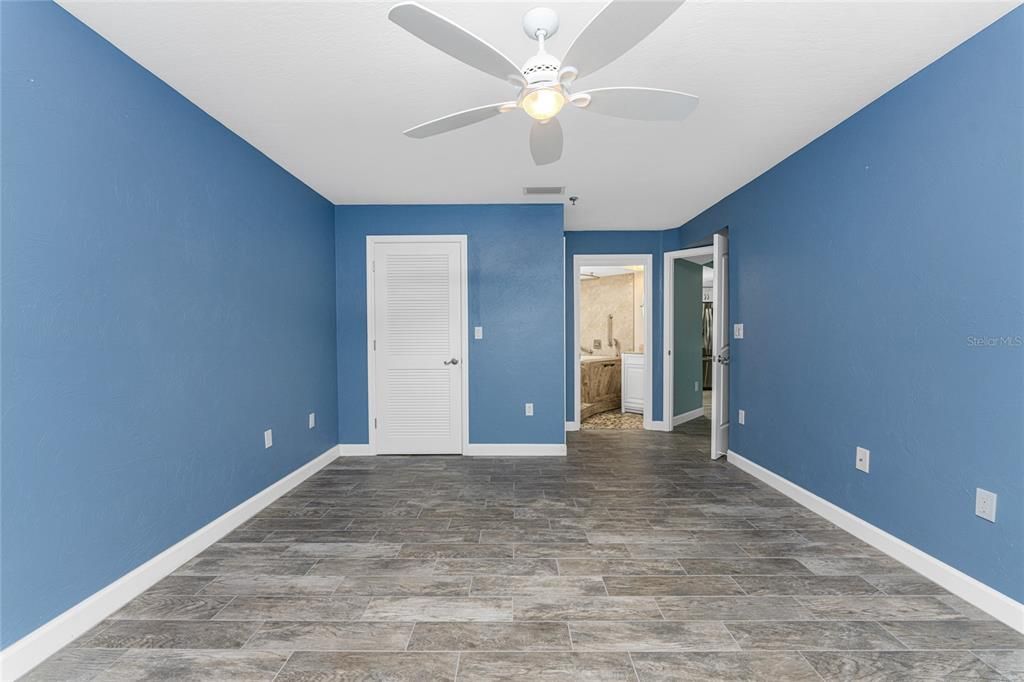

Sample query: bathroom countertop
[581,355,619,363]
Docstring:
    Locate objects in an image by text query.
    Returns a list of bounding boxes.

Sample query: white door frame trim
[365,235,469,456]
[662,246,714,428]
[572,254,654,430]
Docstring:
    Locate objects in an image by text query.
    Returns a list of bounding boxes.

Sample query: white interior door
[371,240,463,455]
[711,232,729,460]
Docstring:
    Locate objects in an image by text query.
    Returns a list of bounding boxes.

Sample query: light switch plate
[308,412,316,429]
[976,488,997,522]
[855,446,870,473]
[733,323,744,339]
[264,429,273,449]
[525,402,534,416]
[474,326,483,339]
[694,381,700,392]
[738,409,745,425]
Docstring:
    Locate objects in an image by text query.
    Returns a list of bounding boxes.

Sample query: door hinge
[372,261,376,273]
[374,418,378,429]
[373,339,376,351]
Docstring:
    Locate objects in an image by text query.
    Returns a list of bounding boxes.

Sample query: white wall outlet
[975,488,997,522]
[694,380,700,392]
[738,409,745,425]
[525,402,534,416]
[855,446,870,473]
[264,429,273,449]
[308,412,316,429]
[733,323,744,339]
[474,326,483,339]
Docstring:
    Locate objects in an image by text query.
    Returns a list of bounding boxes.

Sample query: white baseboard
[464,443,566,457]
[338,444,373,456]
[647,420,672,432]
[727,449,1024,634]
[565,421,579,432]
[672,407,705,426]
[0,445,340,681]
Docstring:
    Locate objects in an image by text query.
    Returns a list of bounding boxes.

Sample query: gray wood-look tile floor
[25,420,1024,680]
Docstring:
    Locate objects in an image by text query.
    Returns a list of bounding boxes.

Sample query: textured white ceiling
[59,1,1017,230]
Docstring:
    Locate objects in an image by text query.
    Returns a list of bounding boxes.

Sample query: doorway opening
[572,254,653,431]
[663,232,729,458]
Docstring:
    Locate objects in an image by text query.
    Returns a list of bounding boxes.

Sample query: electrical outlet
[308,412,316,429]
[976,488,997,522]
[733,323,744,339]
[738,409,745,425]
[694,381,700,392]
[264,429,273,449]
[525,402,534,416]
[855,446,870,473]
[474,326,483,339]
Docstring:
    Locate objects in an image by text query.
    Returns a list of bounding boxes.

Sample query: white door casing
[661,245,714,425]
[711,232,729,459]
[572,254,654,430]
[367,236,467,455]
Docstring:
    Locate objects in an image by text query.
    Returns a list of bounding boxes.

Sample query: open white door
[370,238,465,455]
[710,232,729,460]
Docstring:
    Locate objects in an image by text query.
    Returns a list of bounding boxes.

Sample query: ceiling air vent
[523,186,565,196]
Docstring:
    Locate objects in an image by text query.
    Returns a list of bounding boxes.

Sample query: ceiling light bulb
[522,88,565,121]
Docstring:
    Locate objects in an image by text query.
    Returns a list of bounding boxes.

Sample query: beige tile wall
[580,272,642,354]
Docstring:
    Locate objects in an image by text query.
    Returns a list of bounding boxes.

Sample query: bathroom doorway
[572,254,653,430]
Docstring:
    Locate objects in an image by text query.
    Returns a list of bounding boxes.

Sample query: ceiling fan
[388,1,698,165]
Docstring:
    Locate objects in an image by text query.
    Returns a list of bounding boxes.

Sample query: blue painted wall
[1,2,338,646]
[335,204,565,446]
[676,9,1024,600]
[565,229,688,423]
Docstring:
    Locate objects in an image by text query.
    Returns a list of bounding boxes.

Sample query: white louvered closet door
[372,241,463,454]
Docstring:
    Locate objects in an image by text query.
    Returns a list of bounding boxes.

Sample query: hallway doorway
[663,232,729,458]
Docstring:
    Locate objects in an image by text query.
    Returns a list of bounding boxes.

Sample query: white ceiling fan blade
[388,2,523,83]
[574,87,699,121]
[403,102,516,139]
[530,118,563,166]
[561,0,685,80]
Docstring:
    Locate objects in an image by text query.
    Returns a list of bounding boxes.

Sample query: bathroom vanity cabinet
[621,352,645,414]
[580,357,621,419]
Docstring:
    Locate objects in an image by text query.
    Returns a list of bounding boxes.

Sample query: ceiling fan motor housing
[521,52,561,86]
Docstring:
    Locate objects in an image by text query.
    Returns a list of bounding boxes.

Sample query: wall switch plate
[738,409,745,425]
[474,326,483,339]
[976,488,997,522]
[694,381,700,392]
[264,429,273,449]
[733,323,744,339]
[855,446,870,473]
[308,412,316,429]
[525,402,534,416]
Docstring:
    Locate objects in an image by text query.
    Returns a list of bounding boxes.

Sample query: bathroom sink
[581,355,617,363]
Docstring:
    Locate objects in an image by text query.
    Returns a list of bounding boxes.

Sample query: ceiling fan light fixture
[388,1,696,164]
[521,87,565,121]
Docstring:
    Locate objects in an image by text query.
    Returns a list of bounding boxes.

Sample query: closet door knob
[444,358,459,366]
